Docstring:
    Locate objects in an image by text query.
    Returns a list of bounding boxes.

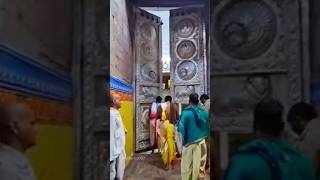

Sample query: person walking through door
[159,106,177,170]
[110,93,127,180]
[177,93,210,180]
[158,96,179,170]
[161,96,180,156]
[161,96,179,125]
[149,96,162,153]
[224,98,316,180]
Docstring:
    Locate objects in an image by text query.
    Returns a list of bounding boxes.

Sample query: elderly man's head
[0,103,37,151]
[110,93,122,109]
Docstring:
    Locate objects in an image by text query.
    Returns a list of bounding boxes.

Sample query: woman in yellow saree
[159,108,176,170]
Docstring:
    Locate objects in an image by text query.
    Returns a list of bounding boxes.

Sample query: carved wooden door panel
[170,7,207,104]
[134,8,162,152]
[211,0,309,175]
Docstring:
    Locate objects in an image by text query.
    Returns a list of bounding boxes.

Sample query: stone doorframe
[73,0,109,180]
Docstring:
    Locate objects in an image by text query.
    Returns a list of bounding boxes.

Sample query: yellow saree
[159,110,176,170]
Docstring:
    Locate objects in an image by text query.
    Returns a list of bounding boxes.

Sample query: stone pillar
[310,0,320,112]
[75,0,109,179]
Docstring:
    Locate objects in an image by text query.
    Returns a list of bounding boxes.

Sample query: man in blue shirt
[178,93,210,180]
[225,98,316,180]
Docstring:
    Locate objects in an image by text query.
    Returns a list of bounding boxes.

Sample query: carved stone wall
[134,8,162,151]
[212,0,305,132]
[170,7,207,104]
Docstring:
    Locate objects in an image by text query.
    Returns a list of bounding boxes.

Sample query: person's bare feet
[164,165,169,171]
[171,162,175,169]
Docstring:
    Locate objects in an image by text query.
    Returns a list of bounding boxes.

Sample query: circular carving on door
[216,0,277,59]
[141,63,158,82]
[177,40,197,59]
[141,23,157,41]
[141,43,156,61]
[140,108,150,129]
[177,60,197,81]
[176,18,195,38]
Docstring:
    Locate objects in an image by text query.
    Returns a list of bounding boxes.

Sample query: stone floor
[124,151,210,180]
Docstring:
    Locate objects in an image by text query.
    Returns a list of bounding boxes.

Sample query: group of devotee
[110,90,320,180]
[110,92,211,180]
[149,93,211,179]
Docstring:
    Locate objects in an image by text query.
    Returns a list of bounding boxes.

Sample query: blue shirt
[177,105,209,146]
[225,139,316,180]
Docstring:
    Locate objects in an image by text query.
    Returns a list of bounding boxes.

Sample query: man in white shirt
[0,103,37,180]
[110,93,126,180]
[200,94,210,170]
[287,102,320,177]
[200,94,210,112]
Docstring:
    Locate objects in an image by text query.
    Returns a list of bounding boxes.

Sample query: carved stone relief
[176,40,197,60]
[175,85,201,103]
[135,104,152,150]
[171,7,207,103]
[134,8,162,151]
[215,0,277,60]
[176,18,195,38]
[213,75,271,130]
[214,116,253,132]
[212,0,303,132]
[139,86,159,100]
[141,63,158,82]
[140,23,157,41]
[211,0,308,176]
[140,42,157,61]
[177,60,197,81]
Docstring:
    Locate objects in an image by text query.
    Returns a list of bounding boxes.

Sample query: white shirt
[0,144,36,180]
[282,123,300,145]
[298,118,320,168]
[110,107,126,161]
[201,99,210,112]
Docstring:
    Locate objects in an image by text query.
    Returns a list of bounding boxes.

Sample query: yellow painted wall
[118,101,134,165]
[27,124,74,180]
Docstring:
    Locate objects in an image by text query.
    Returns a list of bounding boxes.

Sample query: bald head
[7,103,33,121]
[0,103,36,151]
[110,93,121,109]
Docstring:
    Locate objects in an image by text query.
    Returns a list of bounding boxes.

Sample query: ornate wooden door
[134,8,162,152]
[170,7,207,104]
[211,0,309,176]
